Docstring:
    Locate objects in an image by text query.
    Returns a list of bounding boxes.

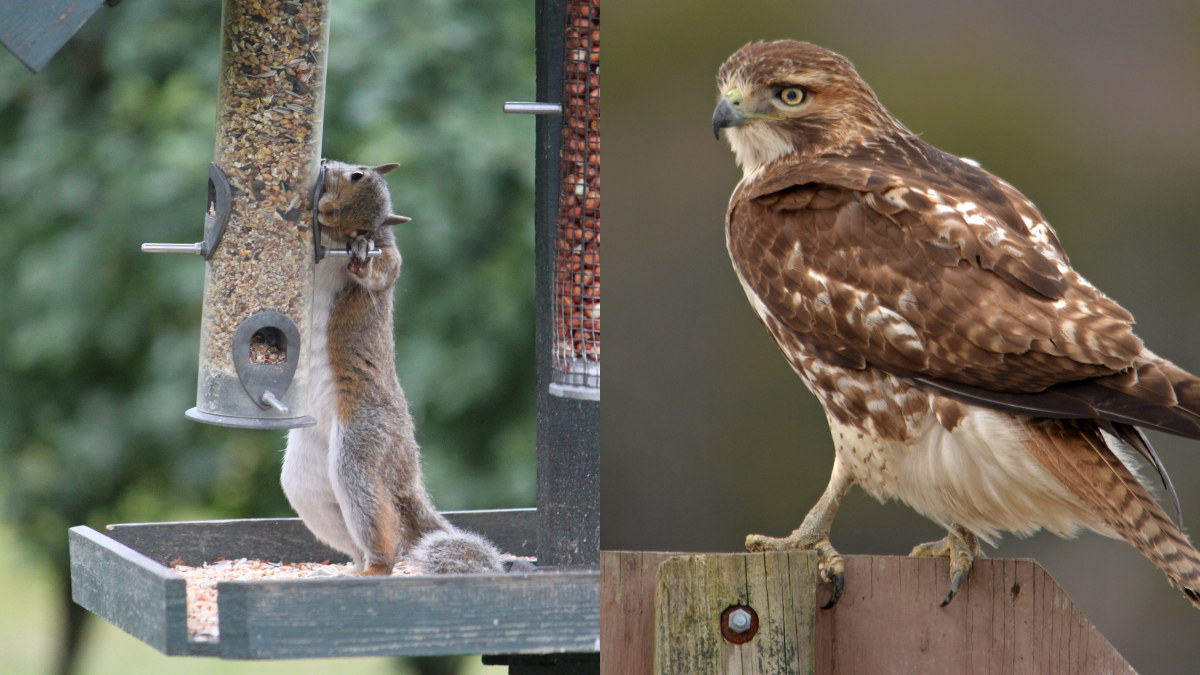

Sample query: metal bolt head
[728,608,752,634]
[720,605,759,644]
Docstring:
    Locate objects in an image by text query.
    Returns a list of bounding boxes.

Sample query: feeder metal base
[548,383,599,401]
[185,407,316,430]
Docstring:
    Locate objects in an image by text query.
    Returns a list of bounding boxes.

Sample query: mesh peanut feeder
[548,0,599,401]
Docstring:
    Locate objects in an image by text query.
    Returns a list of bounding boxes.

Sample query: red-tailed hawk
[714,40,1200,608]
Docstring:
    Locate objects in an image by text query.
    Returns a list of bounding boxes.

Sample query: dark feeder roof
[0,0,119,73]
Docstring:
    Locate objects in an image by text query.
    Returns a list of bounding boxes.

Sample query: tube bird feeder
[144,0,332,429]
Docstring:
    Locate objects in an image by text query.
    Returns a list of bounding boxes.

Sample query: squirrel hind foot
[411,529,506,575]
[357,562,394,576]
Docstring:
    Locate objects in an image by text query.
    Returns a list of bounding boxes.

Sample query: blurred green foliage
[0,0,536,671]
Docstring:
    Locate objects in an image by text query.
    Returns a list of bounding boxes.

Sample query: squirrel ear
[382,214,412,226]
[372,163,401,175]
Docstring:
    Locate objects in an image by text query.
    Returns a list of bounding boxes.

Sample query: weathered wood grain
[217,569,600,659]
[601,552,680,675]
[812,556,1137,675]
[0,0,109,72]
[652,552,817,675]
[68,526,193,656]
[604,553,1137,675]
[104,508,537,567]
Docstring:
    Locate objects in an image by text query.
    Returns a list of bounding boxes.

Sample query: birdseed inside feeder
[144,0,332,428]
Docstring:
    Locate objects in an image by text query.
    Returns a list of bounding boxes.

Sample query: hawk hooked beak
[713,97,746,139]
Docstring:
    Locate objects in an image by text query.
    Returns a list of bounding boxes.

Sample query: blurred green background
[604,0,1200,673]
[0,0,537,674]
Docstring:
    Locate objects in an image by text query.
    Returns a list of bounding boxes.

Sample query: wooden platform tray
[69,509,600,660]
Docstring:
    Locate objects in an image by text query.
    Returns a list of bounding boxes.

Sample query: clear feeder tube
[187,0,329,428]
[549,0,600,401]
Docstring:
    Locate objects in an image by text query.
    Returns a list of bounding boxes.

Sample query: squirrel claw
[347,234,374,277]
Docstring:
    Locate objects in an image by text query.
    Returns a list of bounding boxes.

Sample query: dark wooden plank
[496,654,601,674]
[104,508,537,566]
[105,518,347,567]
[68,526,191,656]
[449,508,539,558]
[217,569,600,659]
[0,0,108,72]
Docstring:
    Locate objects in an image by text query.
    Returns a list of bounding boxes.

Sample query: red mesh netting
[551,0,599,395]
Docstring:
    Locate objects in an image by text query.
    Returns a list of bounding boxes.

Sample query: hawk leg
[745,463,853,608]
[909,523,983,607]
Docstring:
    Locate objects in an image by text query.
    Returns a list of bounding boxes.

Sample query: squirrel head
[317,161,412,239]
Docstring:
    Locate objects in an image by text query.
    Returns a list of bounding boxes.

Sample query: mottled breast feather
[726,135,1200,439]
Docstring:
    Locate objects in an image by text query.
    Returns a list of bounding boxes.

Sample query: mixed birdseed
[174,558,397,640]
[196,0,328,411]
[552,0,601,389]
[249,330,287,364]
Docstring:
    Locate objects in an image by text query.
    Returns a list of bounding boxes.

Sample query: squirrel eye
[779,87,806,105]
[350,172,364,182]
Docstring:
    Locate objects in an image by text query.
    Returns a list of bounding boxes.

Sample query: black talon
[821,572,844,609]
[939,569,965,607]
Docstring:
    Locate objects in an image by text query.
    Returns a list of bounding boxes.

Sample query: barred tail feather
[1024,418,1200,608]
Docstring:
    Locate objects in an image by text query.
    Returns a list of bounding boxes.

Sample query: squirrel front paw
[347,234,374,278]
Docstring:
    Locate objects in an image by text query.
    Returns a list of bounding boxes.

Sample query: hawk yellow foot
[909,525,983,607]
[746,532,844,609]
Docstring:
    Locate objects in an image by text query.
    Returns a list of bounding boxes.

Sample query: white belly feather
[831,405,1115,544]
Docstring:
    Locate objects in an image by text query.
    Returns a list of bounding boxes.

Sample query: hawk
[714,40,1200,608]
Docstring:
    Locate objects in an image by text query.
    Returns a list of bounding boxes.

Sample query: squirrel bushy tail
[410,527,532,574]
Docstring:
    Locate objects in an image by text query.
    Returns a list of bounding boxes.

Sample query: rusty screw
[720,605,759,644]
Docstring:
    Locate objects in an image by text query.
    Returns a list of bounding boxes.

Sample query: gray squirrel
[281,161,527,575]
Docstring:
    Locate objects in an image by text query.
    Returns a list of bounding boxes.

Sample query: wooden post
[601,552,1140,675]
[655,553,817,675]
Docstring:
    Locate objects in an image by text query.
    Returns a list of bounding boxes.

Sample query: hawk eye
[779,87,806,106]
[350,172,364,182]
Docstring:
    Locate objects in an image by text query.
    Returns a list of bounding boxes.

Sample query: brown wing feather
[1023,420,1200,606]
[727,135,1200,439]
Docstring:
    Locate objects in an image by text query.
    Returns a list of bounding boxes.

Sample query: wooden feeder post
[533,0,601,573]
[602,552,1140,675]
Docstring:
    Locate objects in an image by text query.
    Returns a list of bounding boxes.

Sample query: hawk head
[714,41,907,174]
